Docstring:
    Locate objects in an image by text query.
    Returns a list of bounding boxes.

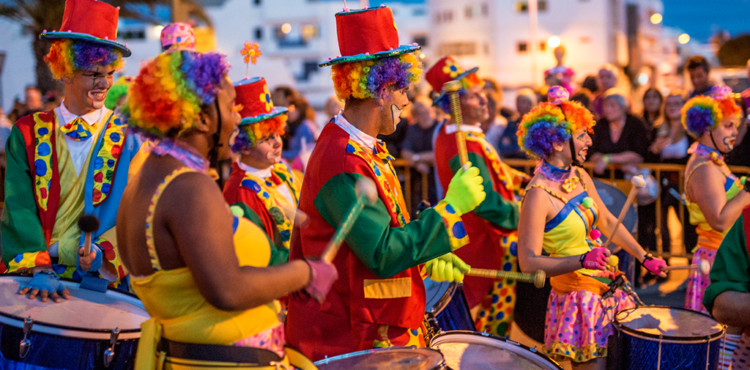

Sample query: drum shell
[314,346,446,370]
[0,323,138,369]
[423,280,474,342]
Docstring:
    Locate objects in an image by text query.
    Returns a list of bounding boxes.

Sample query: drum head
[423,278,455,315]
[0,276,149,339]
[430,331,562,370]
[616,306,723,341]
[315,347,445,370]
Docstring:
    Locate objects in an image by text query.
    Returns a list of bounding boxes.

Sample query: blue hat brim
[40,31,132,57]
[431,67,480,106]
[319,45,421,67]
[239,107,288,126]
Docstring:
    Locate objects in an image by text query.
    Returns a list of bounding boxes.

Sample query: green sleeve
[703,214,750,315]
[449,152,519,230]
[230,202,289,267]
[315,172,458,278]
[1,126,47,266]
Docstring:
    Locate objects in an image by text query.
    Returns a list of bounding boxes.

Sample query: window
[438,42,477,56]
[301,24,318,41]
[517,42,528,53]
[413,35,428,47]
[484,42,490,55]
[297,60,320,82]
[539,1,547,11]
[253,0,261,5]
[465,6,473,19]
[539,42,546,51]
[120,29,145,40]
[413,7,427,16]
[254,27,263,41]
[481,3,489,16]
[516,1,547,12]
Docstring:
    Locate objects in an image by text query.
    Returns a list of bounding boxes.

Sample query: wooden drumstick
[662,260,711,275]
[444,80,470,171]
[320,178,378,263]
[77,215,100,257]
[467,268,546,289]
[604,175,647,252]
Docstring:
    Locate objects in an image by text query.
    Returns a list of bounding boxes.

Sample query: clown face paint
[390,104,402,131]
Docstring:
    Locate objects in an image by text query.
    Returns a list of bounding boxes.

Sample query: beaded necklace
[538,160,579,193]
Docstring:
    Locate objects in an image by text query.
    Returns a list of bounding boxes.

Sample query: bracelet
[602,154,611,164]
[580,253,587,268]
[641,253,653,264]
[36,270,59,279]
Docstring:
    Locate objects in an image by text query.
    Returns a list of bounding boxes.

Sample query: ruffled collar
[693,143,725,166]
[537,160,579,193]
[152,138,209,173]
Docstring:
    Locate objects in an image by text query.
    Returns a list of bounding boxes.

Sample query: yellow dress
[131,168,314,370]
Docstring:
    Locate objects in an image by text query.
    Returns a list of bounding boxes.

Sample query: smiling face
[242,133,283,169]
[566,128,593,163]
[377,86,410,135]
[460,85,490,125]
[64,65,116,114]
[664,95,684,121]
[707,115,740,153]
[643,90,662,114]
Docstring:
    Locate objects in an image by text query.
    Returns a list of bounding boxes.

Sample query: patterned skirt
[544,288,636,363]
[685,246,718,314]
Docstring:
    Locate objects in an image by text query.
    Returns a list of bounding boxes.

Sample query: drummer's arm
[1,126,51,273]
[705,215,750,327]
[580,170,647,261]
[689,165,750,233]
[316,172,467,278]
[517,187,586,277]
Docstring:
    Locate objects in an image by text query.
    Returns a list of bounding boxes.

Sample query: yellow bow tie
[60,117,94,141]
[374,141,395,161]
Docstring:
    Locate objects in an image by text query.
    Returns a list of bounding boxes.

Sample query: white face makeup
[390,104,402,131]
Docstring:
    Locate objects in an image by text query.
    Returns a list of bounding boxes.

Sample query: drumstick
[77,215,100,257]
[662,260,711,275]
[467,268,546,289]
[320,178,378,263]
[444,80,469,170]
[604,175,647,252]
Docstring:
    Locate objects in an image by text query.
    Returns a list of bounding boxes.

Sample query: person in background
[482,89,508,152]
[402,95,439,214]
[9,86,44,122]
[570,88,593,112]
[581,75,599,95]
[282,95,317,162]
[589,88,648,177]
[642,87,663,130]
[42,90,63,112]
[272,86,299,108]
[727,59,750,167]
[687,55,715,98]
[0,107,12,155]
[498,88,536,159]
[591,65,619,119]
[644,90,696,276]
[104,76,132,111]
[544,45,576,94]
[322,95,344,126]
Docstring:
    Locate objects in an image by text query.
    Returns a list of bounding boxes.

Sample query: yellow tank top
[685,161,744,237]
[130,168,281,346]
[527,170,602,275]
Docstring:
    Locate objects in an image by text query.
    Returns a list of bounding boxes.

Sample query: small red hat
[320,5,420,67]
[234,78,288,125]
[40,0,131,57]
[425,56,479,95]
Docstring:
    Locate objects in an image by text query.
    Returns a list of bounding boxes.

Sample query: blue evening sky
[662,0,750,43]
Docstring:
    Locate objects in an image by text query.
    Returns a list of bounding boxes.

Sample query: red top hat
[235,78,288,125]
[320,5,420,67]
[40,0,131,57]
[425,56,479,94]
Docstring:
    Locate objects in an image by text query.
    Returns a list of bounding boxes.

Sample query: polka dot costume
[685,246,717,314]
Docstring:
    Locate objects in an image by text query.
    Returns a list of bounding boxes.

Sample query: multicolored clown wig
[518,86,596,160]
[119,50,230,138]
[682,85,742,137]
[330,52,423,100]
[231,115,287,153]
[45,39,124,80]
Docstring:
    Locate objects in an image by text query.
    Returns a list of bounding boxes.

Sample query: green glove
[426,253,471,283]
[443,164,486,215]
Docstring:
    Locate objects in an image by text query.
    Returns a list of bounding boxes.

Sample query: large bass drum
[0,275,149,369]
[430,331,562,369]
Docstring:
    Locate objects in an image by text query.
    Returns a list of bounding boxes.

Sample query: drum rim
[615,305,725,342]
[429,330,563,369]
[0,274,143,334]
[425,280,458,316]
[313,345,446,368]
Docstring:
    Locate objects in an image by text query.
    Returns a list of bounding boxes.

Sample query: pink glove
[304,259,338,303]
[580,247,610,270]
[642,254,667,276]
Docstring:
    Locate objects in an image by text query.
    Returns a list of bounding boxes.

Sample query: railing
[392,158,750,259]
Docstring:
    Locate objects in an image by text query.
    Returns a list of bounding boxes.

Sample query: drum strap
[157,337,282,365]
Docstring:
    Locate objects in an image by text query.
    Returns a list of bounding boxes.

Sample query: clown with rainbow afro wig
[682,85,742,154]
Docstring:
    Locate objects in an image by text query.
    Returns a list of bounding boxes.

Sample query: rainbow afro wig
[331,52,422,100]
[517,86,596,159]
[682,86,741,137]
[231,115,287,152]
[45,39,124,80]
[434,72,484,114]
[120,50,230,138]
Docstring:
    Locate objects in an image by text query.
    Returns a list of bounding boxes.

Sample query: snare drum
[423,278,474,341]
[0,275,149,369]
[314,347,446,369]
[615,306,724,370]
[430,331,562,369]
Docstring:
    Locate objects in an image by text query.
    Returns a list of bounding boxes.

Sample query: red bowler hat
[40,0,131,57]
[319,5,420,67]
[425,56,479,102]
[234,77,288,126]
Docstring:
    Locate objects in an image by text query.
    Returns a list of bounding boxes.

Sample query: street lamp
[547,36,560,48]
[650,13,662,25]
[678,33,690,44]
[281,23,292,34]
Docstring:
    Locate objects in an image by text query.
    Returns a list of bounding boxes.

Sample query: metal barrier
[392,158,750,259]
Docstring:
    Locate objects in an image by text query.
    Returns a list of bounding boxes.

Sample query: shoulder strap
[527,184,568,204]
[575,167,587,191]
[685,161,714,203]
[145,167,194,271]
